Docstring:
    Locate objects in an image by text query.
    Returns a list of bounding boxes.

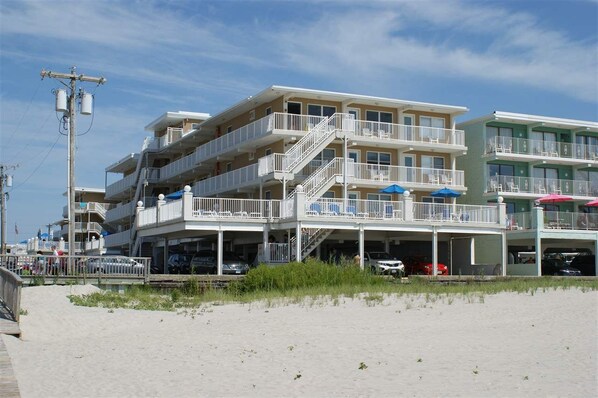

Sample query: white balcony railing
[191,163,260,197]
[106,167,160,198]
[351,163,464,187]
[487,136,598,161]
[508,211,598,231]
[352,120,465,146]
[413,203,497,224]
[488,175,598,197]
[103,230,131,247]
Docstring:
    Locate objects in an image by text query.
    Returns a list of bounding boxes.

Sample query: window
[226,162,232,172]
[366,151,391,165]
[322,191,335,199]
[533,167,558,193]
[366,111,392,133]
[488,163,514,177]
[287,102,301,114]
[486,126,513,151]
[531,131,557,155]
[576,135,598,159]
[420,116,445,141]
[367,193,392,201]
[226,125,233,134]
[308,104,336,117]
[421,155,445,170]
[265,148,272,156]
[311,148,335,167]
[265,107,272,116]
[575,170,598,196]
[249,110,255,121]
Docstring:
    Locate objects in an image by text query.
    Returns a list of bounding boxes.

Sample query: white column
[358,225,364,270]
[501,230,507,276]
[295,223,302,262]
[217,230,223,275]
[432,227,438,276]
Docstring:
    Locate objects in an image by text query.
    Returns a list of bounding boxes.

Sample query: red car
[402,255,448,276]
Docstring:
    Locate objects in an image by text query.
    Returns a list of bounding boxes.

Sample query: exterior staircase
[290,227,334,261]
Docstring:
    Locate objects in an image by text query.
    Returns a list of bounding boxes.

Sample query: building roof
[457,111,598,132]
[199,85,469,128]
[144,111,211,132]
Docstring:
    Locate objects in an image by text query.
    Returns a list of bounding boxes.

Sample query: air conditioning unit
[192,123,201,130]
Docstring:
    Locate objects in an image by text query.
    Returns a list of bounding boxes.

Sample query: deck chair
[306,202,321,216]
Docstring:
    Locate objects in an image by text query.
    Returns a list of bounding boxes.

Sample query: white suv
[359,251,405,277]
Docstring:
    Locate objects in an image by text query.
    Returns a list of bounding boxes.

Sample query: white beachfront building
[103,86,508,274]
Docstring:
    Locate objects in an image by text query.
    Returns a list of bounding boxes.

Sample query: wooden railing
[0,266,23,322]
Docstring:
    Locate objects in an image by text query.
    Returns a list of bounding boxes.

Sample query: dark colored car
[189,250,250,275]
[402,255,448,276]
[167,253,193,274]
[570,255,596,276]
[541,258,581,276]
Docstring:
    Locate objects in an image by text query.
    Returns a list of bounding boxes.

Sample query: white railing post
[182,185,193,220]
[156,194,165,224]
[497,196,507,227]
[135,200,145,228]
[403,191,413,221]
[59,237,65,252]
[295,184,306,220]
[532,203,544,230]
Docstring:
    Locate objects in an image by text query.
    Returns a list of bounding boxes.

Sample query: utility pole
[0,164,17,254]
[40,67,106,262]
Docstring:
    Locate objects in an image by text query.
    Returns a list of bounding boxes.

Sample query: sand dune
[2,285,597,398]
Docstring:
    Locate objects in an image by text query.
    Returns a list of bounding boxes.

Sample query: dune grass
[68,258,598,311]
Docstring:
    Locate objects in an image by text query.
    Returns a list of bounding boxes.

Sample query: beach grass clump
[227,258,384,296]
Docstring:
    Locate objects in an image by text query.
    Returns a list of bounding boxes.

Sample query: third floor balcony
[486,136,598,165]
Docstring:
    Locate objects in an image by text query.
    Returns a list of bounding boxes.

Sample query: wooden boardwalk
[0,337,20,397]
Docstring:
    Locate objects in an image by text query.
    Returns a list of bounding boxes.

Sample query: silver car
[360,251,405,277]
[87,256,144,275]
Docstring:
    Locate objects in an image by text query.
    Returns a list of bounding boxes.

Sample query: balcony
[508,211,598,231]
[60,222,103,236]
[487,175,598,198]
[191,163,260,197]
[105,167,160,199]
[351,163,464,190]
[103,230,131,248]
[486,137,598,165]
[351,120,466,151]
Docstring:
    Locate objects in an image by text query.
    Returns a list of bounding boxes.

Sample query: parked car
[541,258,581,276]
[570,254,596,276]
[356,251,404,277]
[87,256,144,275]
[402,255,448,276]
[167,253,193,274]
[189,250,250,275]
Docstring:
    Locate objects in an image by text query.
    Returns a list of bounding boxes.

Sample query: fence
[0,266,22,322]
[0,254,151,281]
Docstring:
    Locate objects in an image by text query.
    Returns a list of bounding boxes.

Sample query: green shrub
[228,258,383,295]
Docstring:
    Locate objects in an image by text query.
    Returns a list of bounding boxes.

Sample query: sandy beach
[2,285,597,398]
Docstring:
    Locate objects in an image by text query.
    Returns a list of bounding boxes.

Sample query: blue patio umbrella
[379,184,406,195]
[165,190,185,200]
[39,233,49,239]
[431,187,461,198]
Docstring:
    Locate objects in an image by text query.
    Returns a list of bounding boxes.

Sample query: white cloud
[272,1,597,102]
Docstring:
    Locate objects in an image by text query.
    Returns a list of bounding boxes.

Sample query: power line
[3,79,43,149]
[8,132,62,192]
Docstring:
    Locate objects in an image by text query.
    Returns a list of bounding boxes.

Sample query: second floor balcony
[487,175,598,198]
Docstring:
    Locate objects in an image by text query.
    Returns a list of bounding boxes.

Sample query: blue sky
[1,0,597,244]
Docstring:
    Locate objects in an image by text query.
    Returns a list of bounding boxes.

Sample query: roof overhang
[145,111,211,132]
[458,111,598,132]
[200,85,469,128]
